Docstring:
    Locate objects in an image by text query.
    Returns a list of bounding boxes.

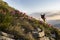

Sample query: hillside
[0,0,60,40]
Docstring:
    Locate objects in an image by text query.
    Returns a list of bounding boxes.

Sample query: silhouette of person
[41,14,45,22]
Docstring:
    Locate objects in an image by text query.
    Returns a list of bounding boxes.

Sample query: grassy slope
[0,0,60,40]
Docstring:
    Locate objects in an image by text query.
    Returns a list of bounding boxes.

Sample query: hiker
[41,14,45,22]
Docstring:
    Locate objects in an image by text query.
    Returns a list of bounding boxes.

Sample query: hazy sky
[3,0,60,14]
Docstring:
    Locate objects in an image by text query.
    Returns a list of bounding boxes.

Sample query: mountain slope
[0,0,60,40]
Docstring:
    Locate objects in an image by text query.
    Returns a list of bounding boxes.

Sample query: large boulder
[0,31,14,40]
[0,36,14,40]
[40,36,50,40]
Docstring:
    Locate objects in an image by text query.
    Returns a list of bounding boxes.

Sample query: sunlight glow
[46,15,60,20]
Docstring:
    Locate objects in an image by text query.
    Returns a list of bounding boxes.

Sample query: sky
[3,0,60,14]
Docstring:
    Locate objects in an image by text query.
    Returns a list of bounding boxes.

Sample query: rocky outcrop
[0,28,55,40]
[38,30,45,38]
[0,31,14,40]
[32,28,49,40]
[0,36,14,40]
[39,36,49,40]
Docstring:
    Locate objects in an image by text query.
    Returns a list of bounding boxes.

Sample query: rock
[0,31,14,38]
[39,30,45,37]
[32,28,45,38]
[40,36,50,40]
[0,36,14,40]
[0,31,15,40]
[50,37,55,40]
